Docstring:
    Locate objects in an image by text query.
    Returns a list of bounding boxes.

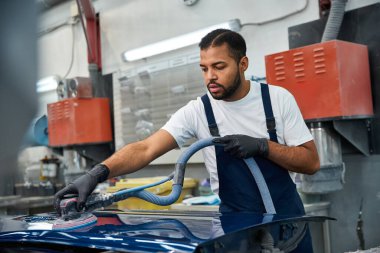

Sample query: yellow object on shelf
[107,177,198,210]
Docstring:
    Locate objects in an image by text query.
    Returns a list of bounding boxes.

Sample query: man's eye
[201,68,207,72]
[215,65,225,70]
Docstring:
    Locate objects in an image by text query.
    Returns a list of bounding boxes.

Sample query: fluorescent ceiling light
[36,75,61,93]
[122,19,241,62]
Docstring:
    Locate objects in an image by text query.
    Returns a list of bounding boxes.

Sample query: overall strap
[201,93,277,214]
[201,94,220,137]
[260,83,278,143]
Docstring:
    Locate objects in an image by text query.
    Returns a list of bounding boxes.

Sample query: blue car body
[0,210,332,252]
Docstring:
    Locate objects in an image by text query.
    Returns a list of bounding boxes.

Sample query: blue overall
[201,83,313,252]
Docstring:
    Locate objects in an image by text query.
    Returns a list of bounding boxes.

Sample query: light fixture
[36,75,61,93]
[122,19,241,62]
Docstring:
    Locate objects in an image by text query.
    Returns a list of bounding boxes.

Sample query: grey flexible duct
[321,0,348,42]
[117,137,276,213]
[84,138,276,214]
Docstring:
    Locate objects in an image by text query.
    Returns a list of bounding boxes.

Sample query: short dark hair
[198,29,246,63]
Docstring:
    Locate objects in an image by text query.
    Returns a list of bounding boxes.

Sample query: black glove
[53,164,110,215]
[213,134,269,159]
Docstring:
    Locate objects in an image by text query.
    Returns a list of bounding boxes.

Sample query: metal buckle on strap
[266,117,276,133]
[209,124,220,137]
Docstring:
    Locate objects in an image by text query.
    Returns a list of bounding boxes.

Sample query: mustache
[207,82,223,88]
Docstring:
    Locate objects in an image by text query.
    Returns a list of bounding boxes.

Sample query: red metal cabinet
[47,98,112,147]
[265,40,373,120]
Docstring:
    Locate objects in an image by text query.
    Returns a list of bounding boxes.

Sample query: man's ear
[240,56,249,71]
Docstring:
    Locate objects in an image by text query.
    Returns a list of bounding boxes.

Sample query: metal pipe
[321,0,348,42]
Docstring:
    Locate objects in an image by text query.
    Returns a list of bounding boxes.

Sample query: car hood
[0,209,333,252]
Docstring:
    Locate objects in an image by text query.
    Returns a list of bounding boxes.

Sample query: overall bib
[201,83,313,252]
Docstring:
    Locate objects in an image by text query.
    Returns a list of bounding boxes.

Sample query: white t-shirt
[162,81,313,193]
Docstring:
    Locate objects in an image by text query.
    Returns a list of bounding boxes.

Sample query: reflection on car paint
[0,210,334,252]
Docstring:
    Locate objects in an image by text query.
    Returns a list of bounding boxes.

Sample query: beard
[207,72,241,100]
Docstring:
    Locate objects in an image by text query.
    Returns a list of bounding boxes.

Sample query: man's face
[200,44,242,101]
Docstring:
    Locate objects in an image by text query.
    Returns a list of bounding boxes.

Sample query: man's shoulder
[180,96,205,112]
[262,83,294,102]
[250,81,289,94]
[265,83,290,94]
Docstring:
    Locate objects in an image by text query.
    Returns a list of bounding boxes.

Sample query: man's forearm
[102,141,153,178]
[267,140,320,175]
[101,129,179,179]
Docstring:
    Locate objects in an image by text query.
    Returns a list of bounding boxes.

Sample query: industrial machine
[273,3,380,251]
[265,0,375,197]
[14,76,113,200]
[47,77,113,185]
[265,39,373,194]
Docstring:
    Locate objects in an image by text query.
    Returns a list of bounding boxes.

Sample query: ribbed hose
[185,138,276,214]
[113,175,173,200]
[321,0,348,42]
[177,137,218,164]
[127,184,182,206]
[111,139,218,206]
[244,158,276,214]
[110,137,276,213]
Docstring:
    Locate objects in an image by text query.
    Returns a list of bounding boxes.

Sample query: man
[54,29,319,251]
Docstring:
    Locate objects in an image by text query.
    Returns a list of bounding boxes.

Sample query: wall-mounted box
[47,98,112,147]
[265,40,373,120]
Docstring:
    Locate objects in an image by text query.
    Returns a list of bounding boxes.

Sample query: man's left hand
[213,134,269,159]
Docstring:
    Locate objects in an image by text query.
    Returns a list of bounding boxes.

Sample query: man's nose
[206,69,217,80]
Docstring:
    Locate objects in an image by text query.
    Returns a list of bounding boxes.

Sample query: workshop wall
[101,0,321,164]
[34,0,322,179]
[36,0,379,115]
[35,1,380,176]
[37,0,380,102]
[100,0,320,78]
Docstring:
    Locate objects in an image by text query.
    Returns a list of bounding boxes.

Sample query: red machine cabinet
[265,40,373,120]
[47,98,112,147]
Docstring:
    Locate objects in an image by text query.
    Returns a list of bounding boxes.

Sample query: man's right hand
[53,164,110,215]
